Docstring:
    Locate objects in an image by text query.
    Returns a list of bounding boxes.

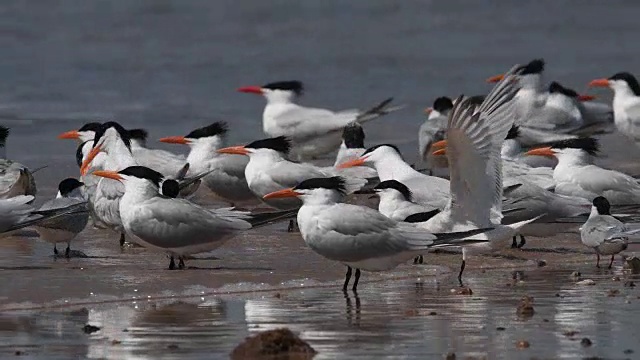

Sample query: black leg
[511,236,518,248]
[119,233,125,247]
[596,253,600,268]
[169,256,176,270]
[458,260,466,287]
[517,235,526,248]
[608,255,615,269]
[343,266,352,291]
[352,269,361,291]
[53,245,58,255]
[418,255,423,264]
[65,244,70,258]
[178,257,185,269]
[287,220,294,232]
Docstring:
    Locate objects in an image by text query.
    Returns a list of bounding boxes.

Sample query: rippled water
[3,0,640,358]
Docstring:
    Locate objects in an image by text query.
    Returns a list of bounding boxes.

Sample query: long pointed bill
[237,86,263,94]
[92,170,123,182]
[431,139,447,149]
[217,146,250,155]
[588,79,610,88]
[578,94,596,102]
[159,136,190,145]
[58,130,80,140]
[525,146,555,158]
[263,188,301,199]
[80,144,102,176]
[432,148,446,156]
[486,74,504,83]
[337,156,367,169]
[424,107,433,115]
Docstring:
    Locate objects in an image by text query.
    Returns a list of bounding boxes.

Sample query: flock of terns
[3,58,640,291]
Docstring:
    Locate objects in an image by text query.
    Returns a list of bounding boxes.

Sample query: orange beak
[263,188,301,199]
[432,148,446,156]
[424,107,433,115]
[58,130,80,140]
[217,146,250,155]
[578,95,596,102]
[525,146,556,158]
[237,86,263,95]
[588,79,610,88]
[80,144,102,176]
[337,156,367,169]
[91,170,123,182]
[159,136,190,145]
[486,74,504,83]
[431,139,447,149]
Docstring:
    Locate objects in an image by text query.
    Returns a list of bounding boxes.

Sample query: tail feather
[248,209,298,228]
[355,97,404,123]
[7,202,89,233]
[432,227,494,245]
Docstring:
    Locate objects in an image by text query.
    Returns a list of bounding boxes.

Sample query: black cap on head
[161,179,180,198]
[593,196,611,215]
[128,128,148,141]
[0,126,9,146]
[58,178,84,196]
[262,81,304,96]
[342,123,365,149]
[118,166,164,187]
[519,59,545,75]
[294,176,346,195]
[362,144,402,157]
[374,180,412,201]
[432,97,453,113]
[76,140,90,167]
[245,136,291,154]
[185,121,228,139]
[93,122,132,150]
[78,122,102,133]
[549,137,599,156]
[505,125,520,140]
[548,81,579,98]
[609,72,640,95]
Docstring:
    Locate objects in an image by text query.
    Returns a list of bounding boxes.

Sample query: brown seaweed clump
[516,296,535,318]
[231,328,317,359]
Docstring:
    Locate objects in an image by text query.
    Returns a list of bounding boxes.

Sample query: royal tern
[218,136,367,211]
[589,72,640,145]
[33,178,89,257]
[488,59,612,145]
[580,196,640,268]
[237,80,401,160]
[372,180,437,221]
[159,121,255,203]
[526,138,640,204]
[0,126,37,199]
[420,65,546,284]
[263,177,491,291]
[92,166,295,269]
[338,144,450,209]
[500,126,557,169]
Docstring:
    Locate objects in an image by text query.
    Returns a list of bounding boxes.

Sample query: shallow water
[3,0,640,358]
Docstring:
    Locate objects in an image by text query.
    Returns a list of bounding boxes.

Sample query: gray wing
[35,197,89,232]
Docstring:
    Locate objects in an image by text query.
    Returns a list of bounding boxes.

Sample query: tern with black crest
[237,80,401,160]
[589,72,640,146]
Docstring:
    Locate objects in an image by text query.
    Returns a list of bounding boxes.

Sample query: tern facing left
[589,72,640,146]
[92,166,293,269]
[580,196,640,269]
[263,177,491,291]
[237,80,400,160]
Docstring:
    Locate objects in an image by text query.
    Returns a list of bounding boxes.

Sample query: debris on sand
[536,260,547,267]
[625,256,640,274]
[404,309,419,317]
[82,324,101,334]
[580,338,593,347]
[576,279,595,286]
[231,328,317,359]
[563,330,579,338]
[607,289,620,297]
[516,340,530,349]
[570,271,581,279]
[516,296,535,318]
[452,287,473,295]
[612,276,621,282]
[624,281,636,288]
[444,351,456,360]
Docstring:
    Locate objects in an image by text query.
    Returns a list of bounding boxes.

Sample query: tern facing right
[263,177,491,291]
[580,196,640,269]
[33,178,89,257]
